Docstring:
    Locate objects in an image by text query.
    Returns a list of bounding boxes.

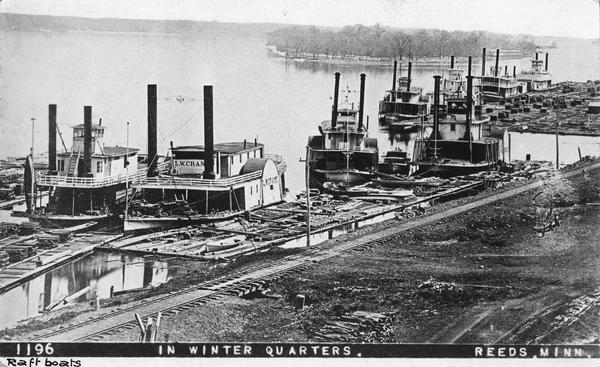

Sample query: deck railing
[36,161,170,188]
[134,161,287,189]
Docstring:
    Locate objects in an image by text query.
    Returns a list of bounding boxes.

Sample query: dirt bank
[5,165,599,342]
[87,167,600,343]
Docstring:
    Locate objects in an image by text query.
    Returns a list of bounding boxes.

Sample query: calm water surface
[0,250,205,329]
[1,31,599,194]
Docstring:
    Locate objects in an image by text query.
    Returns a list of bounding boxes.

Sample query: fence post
[135,313,146,342]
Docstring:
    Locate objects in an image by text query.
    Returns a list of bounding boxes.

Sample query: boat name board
[174,159,205,175]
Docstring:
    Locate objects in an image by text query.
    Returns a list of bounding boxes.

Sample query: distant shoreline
[3,28,184,37]
[265,45,533,68]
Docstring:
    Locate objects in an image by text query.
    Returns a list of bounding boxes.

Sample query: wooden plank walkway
[0,234,122,293]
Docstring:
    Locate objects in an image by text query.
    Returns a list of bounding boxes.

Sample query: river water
[0,251,207,329]
[0,29,598,329]
[1,30,599,195]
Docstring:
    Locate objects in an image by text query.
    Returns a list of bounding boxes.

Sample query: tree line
[266,24,538,59]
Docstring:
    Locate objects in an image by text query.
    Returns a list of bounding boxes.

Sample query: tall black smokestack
[466,57,473,162]
[465,57,473,140]
[48,104,57,173]
[147,84,158,177]
[358,73,366,129]
[545,53,549,71]
[332,72,340,128]
[504,65,508,77]
[81,106,92,177]
[513,66,516,77]
[450,55,455,69]
[535,52,539,60]
[392,60,397,91]
[433,75,441,141]
[481,48,486,76]
[203,85,215,179]
[467,56,472,77]
[407,62,412,91]
[495,49,500,77]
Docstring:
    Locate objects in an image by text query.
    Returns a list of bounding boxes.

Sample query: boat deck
[105,178,494,260]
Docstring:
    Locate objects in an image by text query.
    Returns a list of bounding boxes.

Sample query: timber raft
[484,81,600,136]
[105,176,494,260]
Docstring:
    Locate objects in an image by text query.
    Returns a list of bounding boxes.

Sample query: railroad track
[34,161,600,341]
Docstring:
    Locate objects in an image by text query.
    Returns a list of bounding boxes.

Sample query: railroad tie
[225,289,240,296]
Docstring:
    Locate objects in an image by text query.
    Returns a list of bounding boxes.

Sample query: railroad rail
[33,160,600,341]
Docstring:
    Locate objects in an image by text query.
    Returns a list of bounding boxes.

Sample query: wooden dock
[0,233,122,293]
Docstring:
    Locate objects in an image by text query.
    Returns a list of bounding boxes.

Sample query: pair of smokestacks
[147,84,215,179]
[535,52,550,71]
[391,61,412,94]
[331,72,367,130]
[431,56,474,141]
[47,104,93,177]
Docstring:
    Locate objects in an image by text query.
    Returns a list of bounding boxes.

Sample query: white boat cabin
[517,59,552,91]
[379,78,429,122]
[438,118,485,141]
[55,123,139,178]
[442,68,466,97]
[171,142,264,178]
[133,141,286,214]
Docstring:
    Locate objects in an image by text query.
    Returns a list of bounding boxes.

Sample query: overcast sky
[2,0,599,39]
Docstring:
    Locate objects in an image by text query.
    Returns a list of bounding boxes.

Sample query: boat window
[251,186,253,194]
[96,161,103,173]
[239,155,242,163]
[450,124,456,131]
[253,150,256,157]
[247,152,250,159]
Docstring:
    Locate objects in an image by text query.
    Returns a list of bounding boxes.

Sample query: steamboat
[307,73,378,189]
[413,56,499,177]
[479,48,526,103]
[123,85,287,232]
[32,104,150,226]
[378,61,430,128]
[517,52,554,92]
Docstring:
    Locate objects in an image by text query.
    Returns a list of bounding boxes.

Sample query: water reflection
[0,251,202,329]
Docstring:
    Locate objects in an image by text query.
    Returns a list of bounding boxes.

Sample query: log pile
[312,310,400,343]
